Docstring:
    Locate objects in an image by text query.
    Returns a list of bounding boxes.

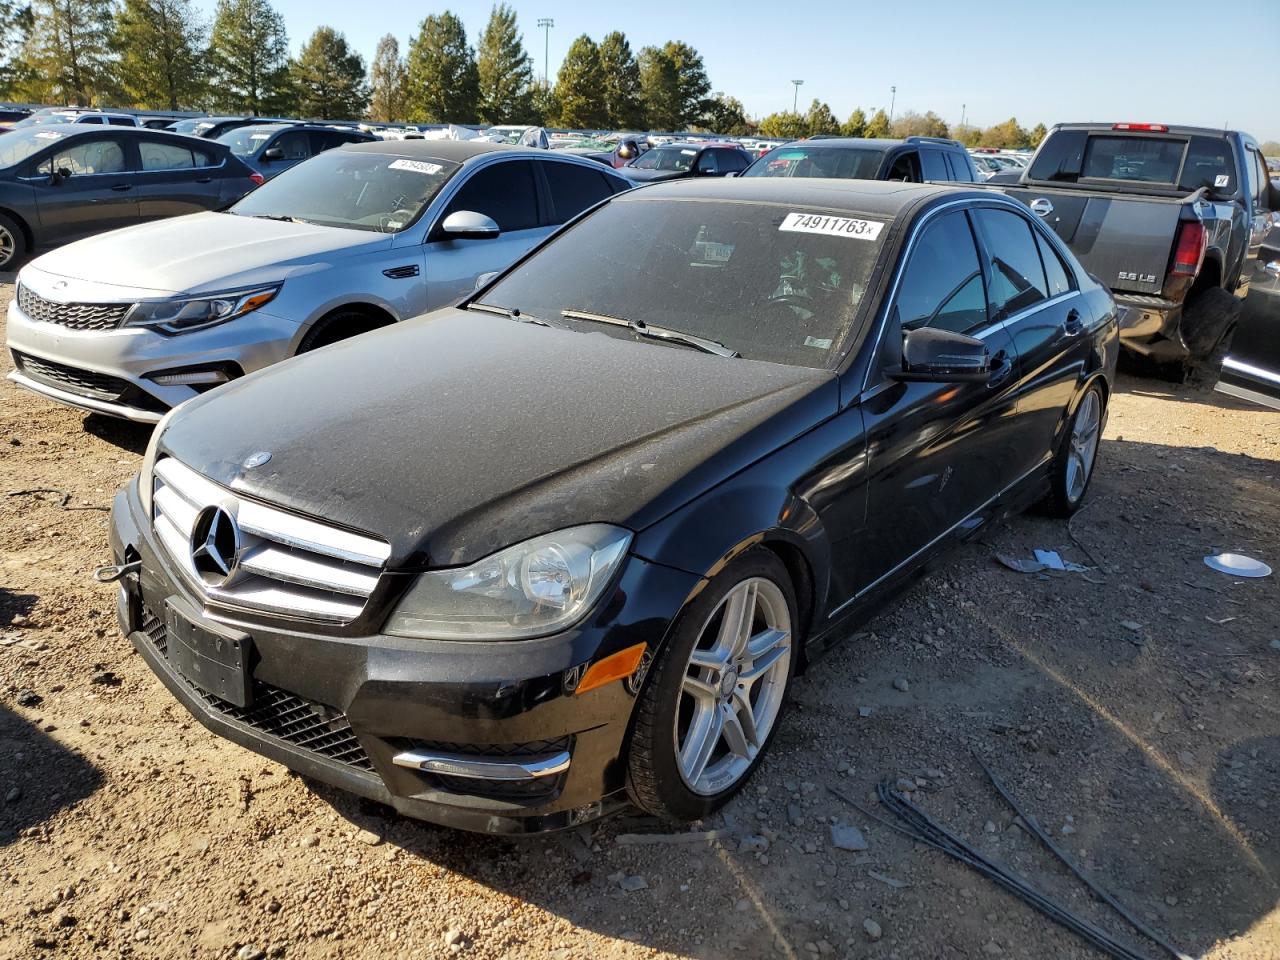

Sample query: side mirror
[262,147,285,161]
[473,270,500,291]
[618,145,634,160]
[441,210,500,240]
[891,327,990,383]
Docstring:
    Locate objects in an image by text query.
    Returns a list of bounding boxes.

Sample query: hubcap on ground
[1066,390,1101,503]
[674,577,792,796]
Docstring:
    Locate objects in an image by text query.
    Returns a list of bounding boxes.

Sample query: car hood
[30,212,393,295]
[159,309,838,568]
[623,167,687,182]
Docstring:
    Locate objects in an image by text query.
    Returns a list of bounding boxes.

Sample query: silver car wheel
[0,225,15,267]
[674,576,792,796]
[1065,390,1101,503]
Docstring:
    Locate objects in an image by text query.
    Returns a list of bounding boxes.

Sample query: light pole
[889,85,897,124]
[960,103,966,132]
[537,18,554,88]
[791,79,804,114]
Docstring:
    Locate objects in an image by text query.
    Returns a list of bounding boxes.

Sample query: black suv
[622,142,752,183]
[743,135,978,183]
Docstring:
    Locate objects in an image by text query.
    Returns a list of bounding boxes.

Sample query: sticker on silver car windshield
[389,158,443,175]
[780,212,884,241]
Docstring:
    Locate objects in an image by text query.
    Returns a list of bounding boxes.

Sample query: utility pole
[960,103,966,132]
[889,85,897,124]
[537,18,554,88]
[791,79,804,114]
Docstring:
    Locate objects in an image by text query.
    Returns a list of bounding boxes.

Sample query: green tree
[890,109,948,139]
[955,124,982,147]
[701,92,750,135]
[114,0,206,109]
[840,107,867,138]
[476,3,531,124]
[757,111,805,140]
[528,81,558,126]
[863,108,891,139]
[554,33,604,128]
[0,1,34,97]
[368,33,405,122]
[21,0,117,105]
[805,99,839,136]
[1029,122,1048,148]
[291,26,367,119]
[638,41,709,130]
[980,116,1029,149]
[405,10,477,122]
[207,0,292,114]
[597,30,642,129]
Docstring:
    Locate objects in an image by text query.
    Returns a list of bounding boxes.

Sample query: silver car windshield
[480,196,888,369]
[230,151,460,233]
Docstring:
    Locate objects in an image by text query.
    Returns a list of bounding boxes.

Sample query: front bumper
[5,293,303,422]
[109,480,700,834]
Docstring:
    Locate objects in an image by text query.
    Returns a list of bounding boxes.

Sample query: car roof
[780,137,908,151]
[615,177,979,219]
[340,139,530,162]
[1052,122,1233,139]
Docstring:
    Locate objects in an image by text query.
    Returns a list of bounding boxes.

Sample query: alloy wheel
[0,226,14,267]
[674,577,792,796]
[1065,390,1101,503]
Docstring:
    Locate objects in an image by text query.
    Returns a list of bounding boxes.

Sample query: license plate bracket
[164,599,253,708]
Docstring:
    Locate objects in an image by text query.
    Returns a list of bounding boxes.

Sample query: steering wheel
[379,208,417,232]
[766,293,816,310]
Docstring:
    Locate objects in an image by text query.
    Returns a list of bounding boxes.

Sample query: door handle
[195,177,213,184]
[1063,308,1084,335]
[986,349,1014,388]
[110,183,132,192]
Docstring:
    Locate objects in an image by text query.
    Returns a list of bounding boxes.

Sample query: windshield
[10,113,75,129]
[0,128,71,168]
[173,118,215,135]
[744,145,885,180]
[631,146,698,172]
[479,197,887,368]
[230,149,459,233]
[219,128,276,156]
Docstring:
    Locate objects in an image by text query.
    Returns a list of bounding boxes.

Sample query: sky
[193,0,1278,142]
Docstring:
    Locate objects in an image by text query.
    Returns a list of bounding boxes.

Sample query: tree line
[0,0,1050,142]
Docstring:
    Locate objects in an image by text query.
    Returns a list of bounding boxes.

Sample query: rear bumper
[1115,294,1186,359]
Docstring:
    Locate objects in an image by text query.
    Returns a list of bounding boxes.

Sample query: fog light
[149,369,231,386]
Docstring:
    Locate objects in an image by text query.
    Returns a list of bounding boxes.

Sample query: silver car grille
[151,457,390,623]
[17,283,133,331]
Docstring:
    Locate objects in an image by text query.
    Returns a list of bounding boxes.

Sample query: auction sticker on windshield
[780,212,884,241]
[389,158,443,175]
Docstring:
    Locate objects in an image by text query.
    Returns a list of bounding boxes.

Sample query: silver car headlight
[126,284,280,335]
[385,524,632,641]
[137,406,181,518]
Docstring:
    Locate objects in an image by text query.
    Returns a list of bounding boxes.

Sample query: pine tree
[554,34,604,129]
[638,41,709,131]
[114,0,207,109]
[841,108,867,138]
[1029,122,1048,148]
[805,99,839,137]
[405,10,477,123]
[758,111,805,140]
[291,26,367,119]
[475,3,531,124]
[597,31,642,130]
[701,93,749,135]
[863,109,891,139]
[21,0,117,106]
[368,33,405,123]
[207,0,292,115]
[0,1,34,98]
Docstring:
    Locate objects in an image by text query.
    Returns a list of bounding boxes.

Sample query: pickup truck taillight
[1171,221,1206,277]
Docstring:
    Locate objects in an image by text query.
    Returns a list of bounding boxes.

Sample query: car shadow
[0,703,102,848]
[82,413,152,455]
[1,586,38,626]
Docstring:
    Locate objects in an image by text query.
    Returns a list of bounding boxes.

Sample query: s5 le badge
[1118,271,1158,284]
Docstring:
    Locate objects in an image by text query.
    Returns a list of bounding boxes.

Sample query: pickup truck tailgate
[999,188,1180,296]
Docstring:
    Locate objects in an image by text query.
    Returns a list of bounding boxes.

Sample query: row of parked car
[5,117,1278,837]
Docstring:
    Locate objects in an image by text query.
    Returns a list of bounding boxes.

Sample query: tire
[0,211,27,272]
[1042,383,1105,518]
[1181,287,1241,361]
[627,548,798,822]
[297,309,390,353]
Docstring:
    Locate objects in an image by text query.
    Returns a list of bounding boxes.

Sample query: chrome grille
[151,457,389,623]
[18,283,132,331]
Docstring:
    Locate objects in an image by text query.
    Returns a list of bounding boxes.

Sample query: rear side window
[543,161,614,224]
[108,116,133,126]
[140,140,215,170]
[718,149,749,173]
[1028,130,1086,181]
[896,210,988,334]
[973,208,1048,318]
[1036,232,1073,296]
[947,151,976,182]
[920,149,948,181]
[443,160,539,232]
[1179,136,1234,192]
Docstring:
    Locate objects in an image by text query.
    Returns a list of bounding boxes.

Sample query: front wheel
[0,212,27,271]
[627,548,797,822]
[1043,383,1105,517]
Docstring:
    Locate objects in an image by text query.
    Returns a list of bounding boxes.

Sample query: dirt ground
[1,277,1278,960]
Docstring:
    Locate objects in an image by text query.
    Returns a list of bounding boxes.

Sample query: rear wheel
[1181,287,1241,360]
[1043,383,1104,517]
[627,549,797,822]
[0,212,27,271]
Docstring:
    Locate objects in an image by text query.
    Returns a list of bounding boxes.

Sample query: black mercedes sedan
[0,126,260,270]
[106,178,1118,833]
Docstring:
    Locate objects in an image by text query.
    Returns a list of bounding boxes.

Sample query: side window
[273,131,311,160]
[696,150,720,175]
[441,160,539,232]
[920,149,948,181]
[885,150,921,182]
[1036,231,1074,296]
[1179,136,1234,193]
[108,116,133,126]
[1028,130,1086,181]
[37,138,127,175]
[894,210,988,335]
[718,149,749,174]
[310,130,357,153]
[949,151,977,182]
[542,161,613,225]
[78,116,102,125]
[1250,148,1270,209]
[973,208,1049,318]
[140,140,199,170]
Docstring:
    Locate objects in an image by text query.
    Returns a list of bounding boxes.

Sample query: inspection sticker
[1214,174,1230,188]
[389,158,443,175]
[780,212,884,241]
[249,133,272,140]
[680,148,697,156]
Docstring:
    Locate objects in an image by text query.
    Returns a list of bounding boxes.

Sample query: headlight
[385,524,632,641]
[137,406,180,517]
[126,285,280,335]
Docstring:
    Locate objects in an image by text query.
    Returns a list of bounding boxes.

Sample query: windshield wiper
[249,213,309,224]
[560,309,738,358]
[468,302,549,326]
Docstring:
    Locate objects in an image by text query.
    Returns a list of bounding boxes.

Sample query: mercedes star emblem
[189,504,242,587]
[242,451,271,470]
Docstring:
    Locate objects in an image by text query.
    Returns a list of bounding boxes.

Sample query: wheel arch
[297,301,398,353]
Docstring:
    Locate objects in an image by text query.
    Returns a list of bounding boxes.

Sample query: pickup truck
[979,123,1279,364]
